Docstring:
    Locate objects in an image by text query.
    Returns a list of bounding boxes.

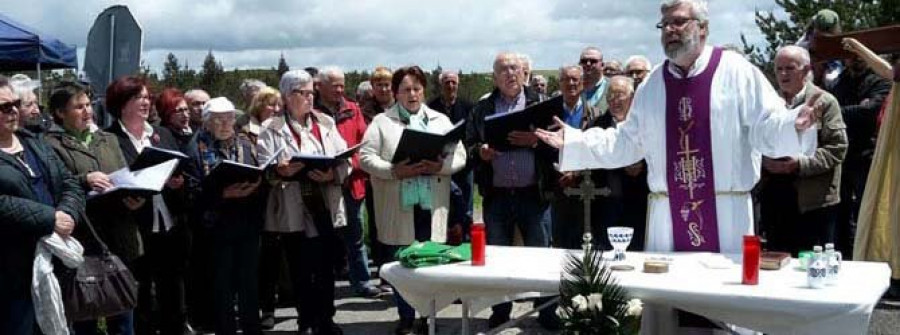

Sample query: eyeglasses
[580,58,602,65]
[627,69,649,76]
[175,107,190,114]
[656,17,700,30]
[291,89,315,97]
[0,99,22,115]
[190,100,208,107]
[210,115,237,125]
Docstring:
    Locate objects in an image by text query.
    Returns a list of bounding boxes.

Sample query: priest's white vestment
[560,46,808,255]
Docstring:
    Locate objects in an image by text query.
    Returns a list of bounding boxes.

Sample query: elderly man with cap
[191,96,266,335]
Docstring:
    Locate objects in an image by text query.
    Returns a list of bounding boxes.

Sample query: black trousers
[186,225,213,329]
[283,231,338,329]
[212,221,261,335]
[258,232,294,314]
[134,226,189,335]
[759,176,838,256]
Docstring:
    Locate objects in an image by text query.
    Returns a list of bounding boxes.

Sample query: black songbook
[290,143,362,172]
[202,150,281,190]
[483,98,557,151]
[87,159,179,204]
[391,120,465,164]
[130,146,189,171]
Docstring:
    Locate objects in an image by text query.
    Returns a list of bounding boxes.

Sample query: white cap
[202,97,237,120]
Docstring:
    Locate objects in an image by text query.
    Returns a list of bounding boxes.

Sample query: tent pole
[36,62,42,101]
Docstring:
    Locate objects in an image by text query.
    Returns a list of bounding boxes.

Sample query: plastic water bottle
[824,243,842,285]
[807,245,827,289]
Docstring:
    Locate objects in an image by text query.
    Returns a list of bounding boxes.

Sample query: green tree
[162,53,182,88]
[199,50,225,95]
[277,53,290,78]
[742,0,900,79]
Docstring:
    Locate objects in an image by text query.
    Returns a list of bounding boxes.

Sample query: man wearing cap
[191,97,266,335]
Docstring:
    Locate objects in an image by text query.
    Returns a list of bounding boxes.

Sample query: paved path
[257,278,900,335]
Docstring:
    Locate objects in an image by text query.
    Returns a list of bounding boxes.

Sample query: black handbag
[58,213,139,321]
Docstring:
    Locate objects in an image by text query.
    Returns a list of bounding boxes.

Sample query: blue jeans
[484,190,550,247]
[340,189,374,292]
[0,297,34,335]
[72,310,134,335]
[484,189,551,319]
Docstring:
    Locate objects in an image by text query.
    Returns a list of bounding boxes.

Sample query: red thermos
[742,235,760,285]
[471,223,485,266]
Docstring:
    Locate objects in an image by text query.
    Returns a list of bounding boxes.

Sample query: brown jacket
[792,83,848,212]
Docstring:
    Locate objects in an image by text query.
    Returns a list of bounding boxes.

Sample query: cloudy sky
[7,0,784,73]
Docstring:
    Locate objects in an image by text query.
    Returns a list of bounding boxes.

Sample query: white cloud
[8,0,780,73]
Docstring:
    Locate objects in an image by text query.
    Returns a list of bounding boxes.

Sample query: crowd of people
[1,0,898,334]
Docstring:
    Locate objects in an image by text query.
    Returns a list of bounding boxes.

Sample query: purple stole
[663,48,723,252]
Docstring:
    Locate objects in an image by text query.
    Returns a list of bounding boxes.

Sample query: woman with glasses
[0,77,84,335]
[105,76,194,335]
[256,70,349,335]
[157,88,194,151]
[43,81,145,335]
[191,97,266,335]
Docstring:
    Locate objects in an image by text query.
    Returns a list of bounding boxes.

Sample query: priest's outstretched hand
[535,116,567,149]
[795,90,823,131]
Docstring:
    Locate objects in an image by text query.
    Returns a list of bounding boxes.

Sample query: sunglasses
[580,58,602,65]
[0,99,22,115]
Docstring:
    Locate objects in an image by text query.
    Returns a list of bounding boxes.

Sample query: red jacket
[319,98,368,200]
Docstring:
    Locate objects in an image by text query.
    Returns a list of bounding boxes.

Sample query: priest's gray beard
[664,29,701,61]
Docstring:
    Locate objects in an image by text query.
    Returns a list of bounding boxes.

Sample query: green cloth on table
[397,241,472,268]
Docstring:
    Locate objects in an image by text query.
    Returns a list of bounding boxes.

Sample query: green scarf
[396,241,472,268]
[65,127,93,148]
[399,105,433,211]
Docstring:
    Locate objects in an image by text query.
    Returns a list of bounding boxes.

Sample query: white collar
[665,45,713,79]
[119,120,154,141]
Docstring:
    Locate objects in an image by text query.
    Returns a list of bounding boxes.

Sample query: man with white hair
[519,53,533,86]
[758,45,847,255]
[466,52,558,330]
[537,1,822,331]
[625,55,653,88]
[9,74,45,132]
[184,89,210,131]
[530,74,549,101]
[314,66,381,298]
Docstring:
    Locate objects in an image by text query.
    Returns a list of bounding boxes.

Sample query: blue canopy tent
[0,12,77,73]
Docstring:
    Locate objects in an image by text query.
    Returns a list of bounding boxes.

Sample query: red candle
[742,235,760,285]
[471,223,486,266]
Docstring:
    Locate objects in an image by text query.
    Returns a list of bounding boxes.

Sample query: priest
[536,1,822,331]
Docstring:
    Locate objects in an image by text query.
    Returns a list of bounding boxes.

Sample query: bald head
[774,45,812,99]
[493,52,525,99]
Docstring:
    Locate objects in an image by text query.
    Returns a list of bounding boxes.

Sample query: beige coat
[257,112,350,233]
[360,104,466,245]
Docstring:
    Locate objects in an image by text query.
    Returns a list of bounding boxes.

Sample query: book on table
[391,120,465,164]
[483,98,557,151]
[130,146,190,171]
[87,159,180,204]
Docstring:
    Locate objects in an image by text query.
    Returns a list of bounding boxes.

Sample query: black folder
[483,99,557,151]
[289,143,362,172]
[391,120,465,164]
[130,146,190,171]
[201,160,265,191]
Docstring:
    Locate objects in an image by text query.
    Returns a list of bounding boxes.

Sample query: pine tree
[162,53,181,88]
[199,50,225,95]
[741,0,899,79]
[277,53,290,78]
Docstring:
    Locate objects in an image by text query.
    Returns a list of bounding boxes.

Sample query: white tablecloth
[380,246,891,335]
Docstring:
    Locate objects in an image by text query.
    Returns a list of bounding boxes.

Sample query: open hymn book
[87,159,180,204]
